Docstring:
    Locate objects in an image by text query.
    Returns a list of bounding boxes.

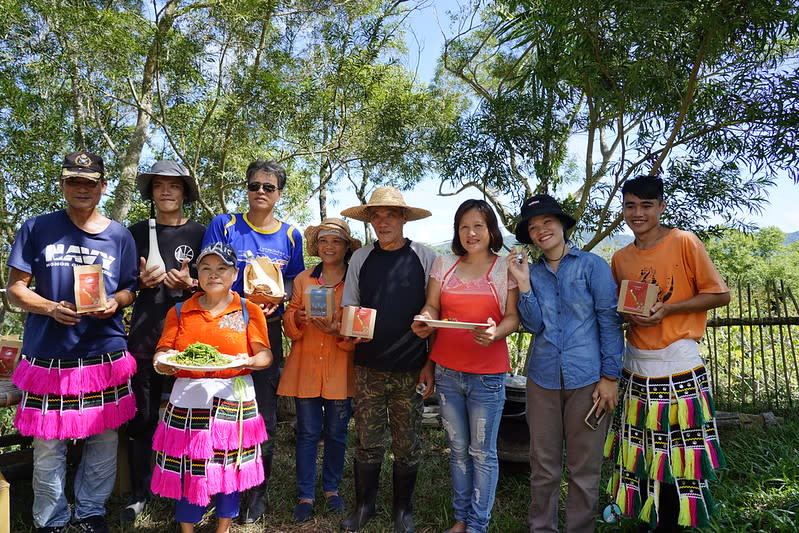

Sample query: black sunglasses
[247,182,278,193]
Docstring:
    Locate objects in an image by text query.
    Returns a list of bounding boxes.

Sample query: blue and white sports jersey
[202,213,305,298]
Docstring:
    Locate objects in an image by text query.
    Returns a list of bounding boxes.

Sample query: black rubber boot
[340,461,381,531]
[391,463,417,533]
[122,438,152,522]
[241,453,272,524]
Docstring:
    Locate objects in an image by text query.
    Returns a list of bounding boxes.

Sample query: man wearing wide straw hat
[339,186,437,533]
[123,160,206,522]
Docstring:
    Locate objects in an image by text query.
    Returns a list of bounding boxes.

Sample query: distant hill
[426,233,633,258]
[426,231,796,258]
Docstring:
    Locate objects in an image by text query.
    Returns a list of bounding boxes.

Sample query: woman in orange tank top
[412,199,519,533]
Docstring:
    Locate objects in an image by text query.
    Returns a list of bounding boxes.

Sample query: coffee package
[340,306,377,339]
[304,286,336,320]
[74,264,107,314]
[243,256,285,306]
[0,335,22,379]
[617,280,659,316]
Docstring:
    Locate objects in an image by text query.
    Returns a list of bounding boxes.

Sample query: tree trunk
[108,0,180,222]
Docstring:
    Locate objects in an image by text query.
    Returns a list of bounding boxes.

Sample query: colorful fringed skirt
[150,375,267,506]
[604,342,726,529]
[12,350,137,440]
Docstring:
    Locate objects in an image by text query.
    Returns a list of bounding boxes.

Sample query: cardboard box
[340,306,377,339]
[617,280,659,316]
[243,257,286,306]
[304,286,336,320]
[0,335,21,379]
[74,264,107,314]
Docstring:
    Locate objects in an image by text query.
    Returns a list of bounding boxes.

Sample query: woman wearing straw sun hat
[338,186,437,533]
[278,217,362,522]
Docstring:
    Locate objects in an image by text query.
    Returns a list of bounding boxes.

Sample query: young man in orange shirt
[606,176,730,533]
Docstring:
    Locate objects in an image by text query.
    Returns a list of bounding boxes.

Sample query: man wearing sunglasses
[6,151,139,533]
[202,159,305,524]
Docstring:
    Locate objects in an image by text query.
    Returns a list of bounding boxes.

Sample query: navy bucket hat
[513,194,577,244]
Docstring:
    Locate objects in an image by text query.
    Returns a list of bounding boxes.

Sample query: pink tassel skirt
[12,350,137,440]
[150,375,267,506]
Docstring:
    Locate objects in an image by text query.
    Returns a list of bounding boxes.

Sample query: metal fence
[703,280,799,415]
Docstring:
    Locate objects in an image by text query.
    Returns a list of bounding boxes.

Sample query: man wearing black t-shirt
[339,187,437,533]
[123,161,205,522]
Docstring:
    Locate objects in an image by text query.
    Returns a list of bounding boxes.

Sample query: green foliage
[0,0,461,323]
[705,227,799,285]
[431,0,799,248]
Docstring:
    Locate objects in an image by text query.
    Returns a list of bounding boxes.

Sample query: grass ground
[5,416,799,532]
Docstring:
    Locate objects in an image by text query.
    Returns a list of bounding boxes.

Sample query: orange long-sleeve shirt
[278,268,355,399]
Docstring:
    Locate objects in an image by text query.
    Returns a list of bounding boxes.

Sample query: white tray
[157,351,247,371]
[414,317,490,330]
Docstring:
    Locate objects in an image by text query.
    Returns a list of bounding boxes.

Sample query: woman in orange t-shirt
[150,242,272,533]
[278,218,361,522]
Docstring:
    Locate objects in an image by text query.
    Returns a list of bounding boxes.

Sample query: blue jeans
[294,397,352,500]
[435,365,505,533]
[32,429,118,528]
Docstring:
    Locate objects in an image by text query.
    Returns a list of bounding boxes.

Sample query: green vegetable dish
[168,342,231,367]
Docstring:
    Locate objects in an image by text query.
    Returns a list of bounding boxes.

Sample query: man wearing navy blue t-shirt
[6,152,138,533]
[339,187,436,533]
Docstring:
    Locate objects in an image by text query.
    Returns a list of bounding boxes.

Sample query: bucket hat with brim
[136,160,200,203]
[513,194,577,244]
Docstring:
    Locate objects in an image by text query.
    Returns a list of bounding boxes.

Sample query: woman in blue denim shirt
[507,194,624,533]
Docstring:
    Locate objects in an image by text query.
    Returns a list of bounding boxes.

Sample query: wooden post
[0,471,9,533]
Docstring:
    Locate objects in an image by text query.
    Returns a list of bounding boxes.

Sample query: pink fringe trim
[184,473,211,507]
[150,459,263,504]
[14,394,135,440]
[206,464,223,495]
[152,416,266,460]
[151,423,166,451]
[153,425,190,458]
[187,429,213,460]
[707,440,720,468]
[237,457,264,492]
[222,463,238,494]
[151,466,183,500]
[210,416,268,450]
[12,353,136,395]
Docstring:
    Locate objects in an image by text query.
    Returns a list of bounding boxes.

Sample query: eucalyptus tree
[430,0,799,248]
[0,0,462,323]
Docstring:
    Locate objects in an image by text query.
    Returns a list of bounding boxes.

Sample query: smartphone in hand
[584,398,606,431]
